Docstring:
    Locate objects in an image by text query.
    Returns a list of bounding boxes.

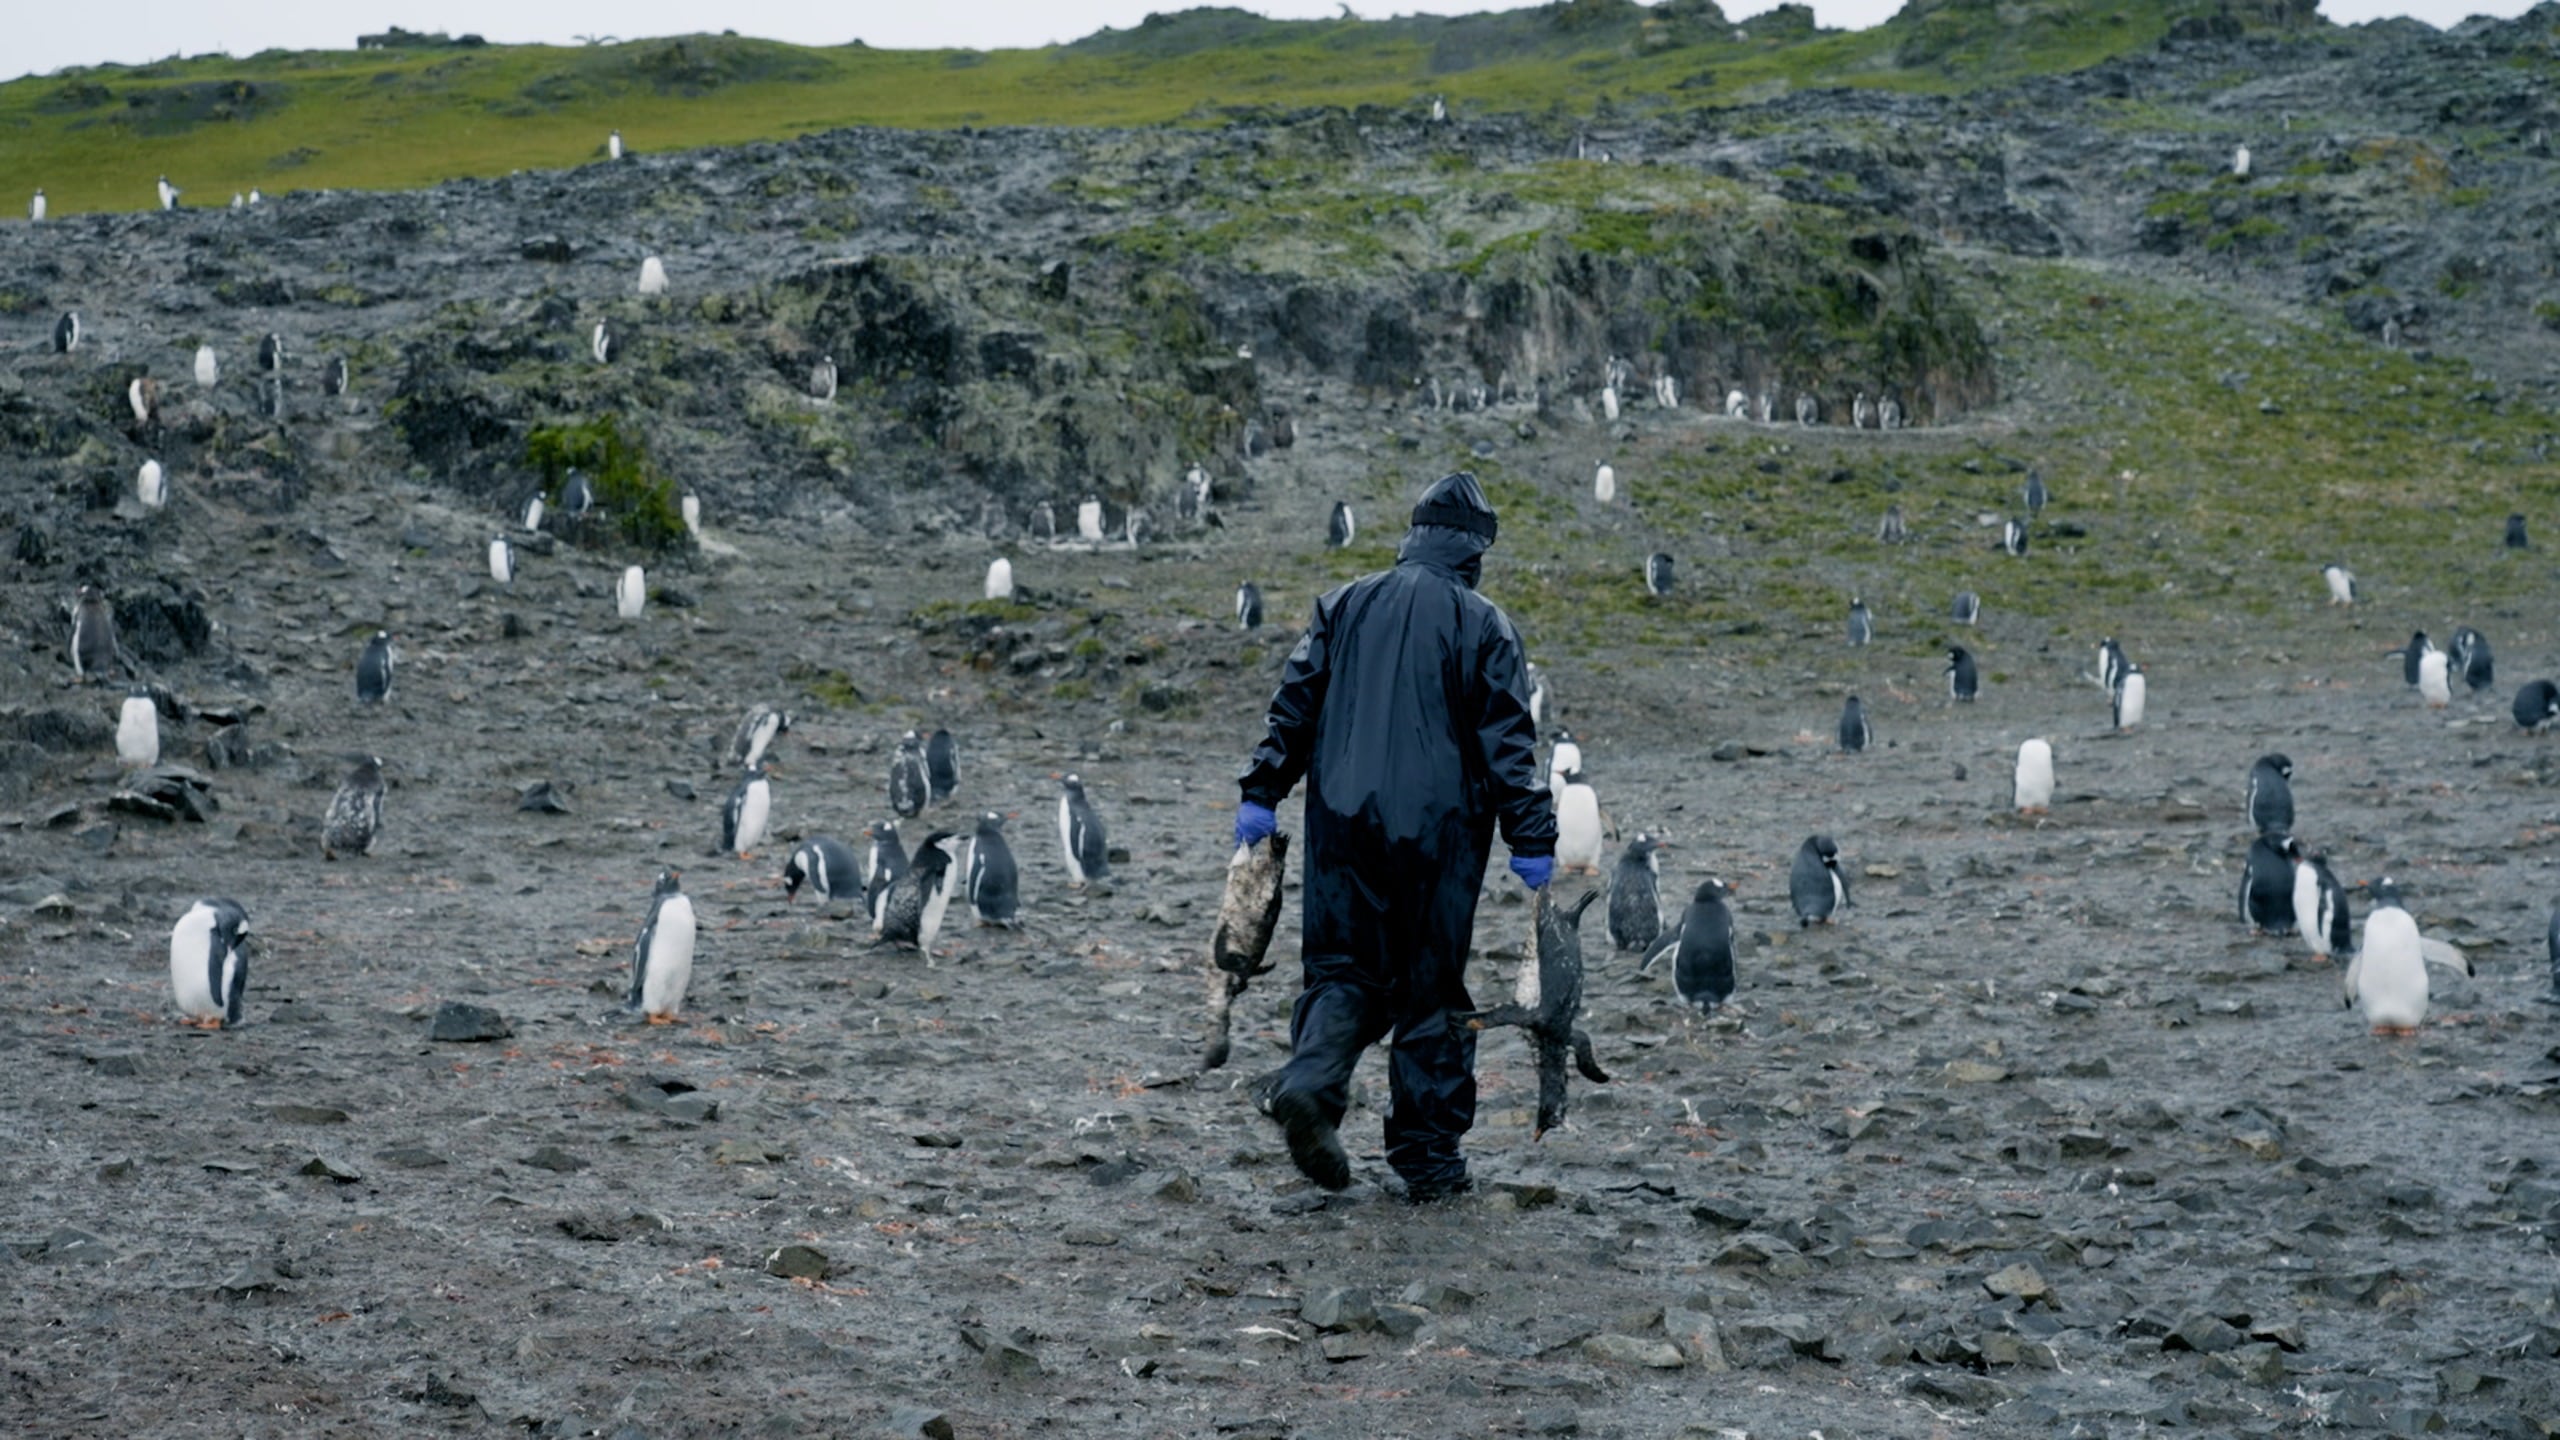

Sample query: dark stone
[765,1243,831,1280]
[516,780,571,813]
[429,1001,512,1042]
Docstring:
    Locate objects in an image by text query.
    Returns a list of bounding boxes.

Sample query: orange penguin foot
[645,1012,678,1026]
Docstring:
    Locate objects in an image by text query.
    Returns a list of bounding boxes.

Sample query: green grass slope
[0,0,2256,215]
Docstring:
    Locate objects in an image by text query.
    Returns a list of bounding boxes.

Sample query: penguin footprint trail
[1200,831,1289,1073]
[1459,888,1611,1139]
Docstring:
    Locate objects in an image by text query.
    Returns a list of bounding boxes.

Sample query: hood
[1399,471,1497,587]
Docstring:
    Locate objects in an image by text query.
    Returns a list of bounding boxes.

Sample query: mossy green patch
[524,413,687,550]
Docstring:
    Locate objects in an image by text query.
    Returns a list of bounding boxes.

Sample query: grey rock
[429,1001,513,1042]
[765,1243,831,1280]
[1301,1286,1377,1332]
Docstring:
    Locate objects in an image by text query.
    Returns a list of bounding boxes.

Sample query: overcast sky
[6,1,2537,83]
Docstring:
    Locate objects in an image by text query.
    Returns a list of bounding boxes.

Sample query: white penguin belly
[641,898,697,1018]
[2353,913,2429,1028]
[118,698,158,769]
[168,904,219,1019]
[1059,795,1084,882]
[733,784,770,856]
[2293,864,2324,956]
[1556,788,1603,869]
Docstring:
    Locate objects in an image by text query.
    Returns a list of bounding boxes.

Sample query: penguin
[1838,695,1870,754]
[608,129,625,161]
[2097,637,2127,693]
[781,835,860,905]
[2418,648,2451,708]
[2449,626,2493,691]
[2295,845,2350,962]
[1429,94,1447,123]
[1846,597,1872,647]
[2240,832,2297,934]
[70,584,118,682]
[1789,835,1849,926]
[520,493,546,533]
[1951,591,1980,626]
[1853,392,1876,429]
[1601,385,1620,421]
[925,727,959,805]
[52,311,78,354]
[117,686,159,770]
[355,630,395,705]
[1327,501,1355,549]
[727,705,790,772]
[626,870,697,1025]
[2514,679,2560,733]
[966,810,1021,927]
[1235,580,1264,632]
[193,345,217,388]
[2395,630,2434,688]
[136,459,165,510]
[1644,553,1675,597]
[2246,753,2294,834]
[2506,513,2529,550]
[1076,495,1105,544]
[29,189,44,223]
[1527,662,1548,730]
[248,188,262,206]
[2233,143,2251,178]
[168,898,251,1028]
[1058,774,1110,885]
[1183,463,1213,522]
[681,492,701,541]
[985,556,1014,601]
[1877,505,1906,544]
[2024,469,2047,516]
[1725,388,1748,419]
[1547,730,1582,802]
[1946,646,1979,702]
[1645,879,1737,1015]
[1756,392,1774,423]
[638,255,668,296]
[1604,833,1667,952]
[718,762,773,859]
[873,832,961,955]
[591,320,614,365]
[2343,878,2470,1035]
[2001,518,2028,556]
[257,333,284,373]
[2113,664,2146,730]
[1879,397,1903,430]
[127,376,158,425]
[1124,507,1152,547]
[562,471,596,518]
[2014,738,2054,814]
[1795,392,1817,425]
[1555,769,1605,875]
[888,731,929,818]
[2321,562,2356,605]
[327,356,349,396]
[1594,461,1616,503]
[616,565,646,620]
[157,176,180,211]
[1032,502,1056,545]
[864,822,910,918]
[811,355,837,403]
[488,535,515,587]
[322,755,386,860]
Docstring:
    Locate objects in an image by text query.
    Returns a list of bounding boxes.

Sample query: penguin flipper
[1570,1029,1609,1084]
[1637,922,1682,975]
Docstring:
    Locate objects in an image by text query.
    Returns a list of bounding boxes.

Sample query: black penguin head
[977,810,1007,834]
[2369,877,2403,909]
[78,583,102,603]
[742,760,770,781]
[1407,470,1498,544]
[1564,769,1589,787]
[2258,753,2293,779]
[781,847,808,898]
[913,832,959,876]
[1625,832,1666,858]
[653,869,682,897]
[1946,646,1969,665]
[1060,773,1085,795]
[1808,834,1840,865]
[2279,835,2304,861]
[899,730,921,750]
[1693,878,1733,904]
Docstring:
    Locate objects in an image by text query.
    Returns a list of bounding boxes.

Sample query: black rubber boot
[1267,1086,1351,1191]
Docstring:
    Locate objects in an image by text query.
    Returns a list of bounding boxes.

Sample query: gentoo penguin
[2014,738,2054,814]
[2449,626,2493,691]
[248,188,262,205]
[169,898,251,1028]
[2239,832,2296,934]
[1951,591,1980,626]
[1662,375,1682,409]
[1644,552,1675,597]
[1846,597,1872,647]
[1429,94,1447,122]
[1124,507,1152,547]
[1527,663,1548,729]
[29,189,44,223]
[616,565,646,619]
[520,493,545,532]
[811,355,837,403]
[2514,679,2560,732]
[591,320,614,365]
[1183,463,1212,520]
[323,755,386,860]
[487,535,515,586]
[562,470,596,518]
[1878,505,1906,544]
[257,333,284,373]
[1789,835,1850,926]
[1795,392,1817,425]
[355,631,395,705]
[127,376,158,425]
[2233,143,2251,178]
[1946,646,1979,702]
[873,831,961,955]
[638,255,668,297]
[1648,879,1737,1015]
[680,492,701,541]
[52,311,78,354]
[1058,774,1110,885]
[1604,833,1667,952]
[2246,753,2294,834]
[117,686,159,770]
[1547,730,1582,801]
[2344,879,2470,1035]
[888,732,929,818]
[864,822,910,917]
[157,176,180,211]
[1724,388,1747,419]
[192,345,217,388]
[985,556,1014,601]
[925,727,959,805]
[2417,648,2451,708]
[70,585,117,682]
[1076,495,1105,544]
[2396,630,2434,688]
[626,870,697,1025]
[608,130,625,161]
[2024,469,2047,516]
[2097,637,2128,692]
[1756,392,1774,423]
[781,835,860,905]
[2001,518,2028,556]
[2321,562,2357,605]
[1027,501,1054,544]
[1853,391,1876,429]
[327,356,349,396]
[1838,695,1870,753]
[718,762,773,859]
[1594,461,1616,504]
[136,459,165,510]
[1555,769,1605,875]
[2113,664,2147,730]
[1878,397,1903,430]
[727,705,790,772]
[966,810,1021,926]
[2506,513,2529,550]
[1235,580,1264,631]
[2295,846,2350,962]
[1601,385,1620,421]
[1327,501,1355,549]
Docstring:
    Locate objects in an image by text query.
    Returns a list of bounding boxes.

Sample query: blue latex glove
[1509,854,1553,890]
[1235,801,1277,848]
